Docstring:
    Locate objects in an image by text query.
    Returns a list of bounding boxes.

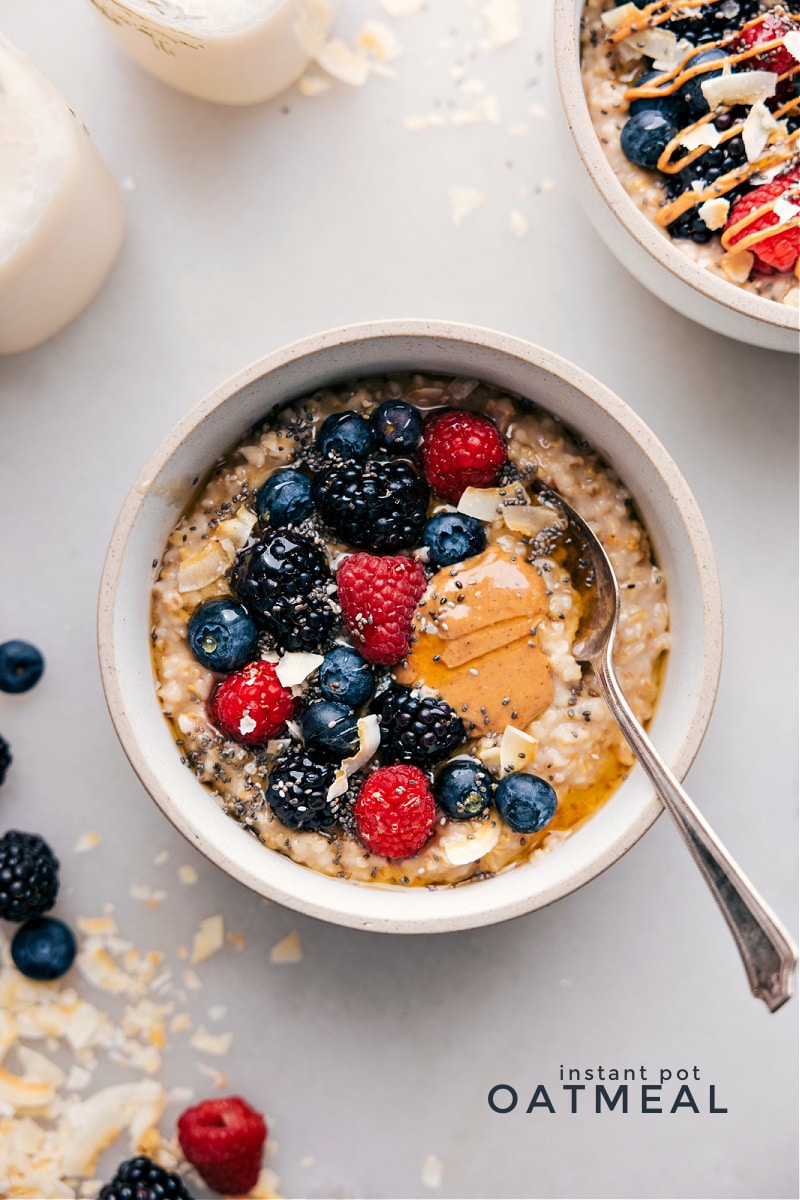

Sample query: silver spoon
[534,484,797,1013]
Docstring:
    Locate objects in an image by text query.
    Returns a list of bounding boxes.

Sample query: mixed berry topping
[300,699,360,758]
[318,644,375,707]
[231,527,337,652]
[434,758,495,820]
[317,410,375,461]
[420,409,507,503]
[724,166,800,270]
[495,773,558,834]
[372,683,467,767]
[0,639,45,694]
[312,457,429,551]
[188,597,258,672]
[98,1157,193,1200]
[337,552,427,665]
[10,915,77,981]
[354,764,437,859]
[209,660,295,745]
[370,398,423,451]
[0,830,60,923]
[255,467,313,525]
[264,748,340,831]
[177,1095,267,1197]
[422,512,486,568]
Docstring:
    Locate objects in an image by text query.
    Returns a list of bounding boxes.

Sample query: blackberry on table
[98,1156,194,1200]
[372,684,467,767]
[0,830,59,922]
[231,528,337,653]
[265,748,341,831]
[0,734,11,786]
[311,458,430,552]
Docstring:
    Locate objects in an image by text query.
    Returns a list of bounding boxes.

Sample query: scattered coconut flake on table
[315,37,371,86]
[356,19,403,61]
[196,1062,228,1089]
[178,865,198,886]
[480,0,521,49]
[190,1026,233,1056]
[190,915,225,964]
[153,850,169,866]
[421,1152,444,1188]
[298,73,332,97]
[380,0,421,14]
[510,210,528,238]
[270,931,303,964]
[73,832,102,854]
[448,186,486,226]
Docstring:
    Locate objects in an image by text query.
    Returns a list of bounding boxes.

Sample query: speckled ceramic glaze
[98,320,723,933]
[552,0,800,354]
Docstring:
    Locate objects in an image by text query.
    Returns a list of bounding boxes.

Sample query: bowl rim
[97,318,724,933]
[552,0,799,336]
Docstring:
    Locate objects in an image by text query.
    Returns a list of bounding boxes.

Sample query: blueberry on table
[256,468,313,526]
[187,598,259,672]
[678,48,727,118]
[370,400,424,452]
[11,915,77,981]
[318,411,375,462]
[0,640,45,693]
[495,773,557,834]
[434,758,495,820]
[0,734,11,786]
[629,69,679,118]
[620,110,678,169]
[318,646,375,708]
[422,512,486,567]
[301,700,361,759]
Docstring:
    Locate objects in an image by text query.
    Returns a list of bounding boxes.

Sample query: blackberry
[663,133,748,242]
[0,831,59,922]
[0,734,11,786]
[663,0,760,44]
[98,1156,194,1200]
[372,685,466,767]
[265,748,340,831]
[312,459,430,552]
[231,528,337,653]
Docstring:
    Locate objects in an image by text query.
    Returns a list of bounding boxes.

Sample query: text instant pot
[488,1066,727,1115]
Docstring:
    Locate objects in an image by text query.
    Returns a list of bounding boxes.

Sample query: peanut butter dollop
[395,546,553,734]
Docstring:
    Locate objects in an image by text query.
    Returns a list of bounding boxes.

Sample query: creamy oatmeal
[151,376,670,887]
[581,0,800,305]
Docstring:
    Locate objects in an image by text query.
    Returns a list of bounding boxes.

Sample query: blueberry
[187,599,258,672]
[256,469,313,525]
[318,412,374,461]
[495,773,557,834]
[620,110,678,170]
[678,48,727,118]
[370,401,423,453]
[300,701,360,759]
[11,916,77,981]
[318,646,375,708]
[434,759,494,820]
[629,70,679,118]
[422,512,486,567]
[0,641,45,694]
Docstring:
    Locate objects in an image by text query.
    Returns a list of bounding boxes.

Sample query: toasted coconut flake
[501,725,540,774]
[0,1065,56,1111]
[316,38,371,85]
[783,30,800,61]
[215,505,256,550]
[421,1152,444,1188]
[697,197,730,230]
[502,503,559,537]
[440,819,501,866]
[77,915,117,937]
[680,123,722,152]
[177,539,234,593]
[298,73,331,97]
[275,651,324,688]
[357,20,403,61]
[190,915,225,964]
[170,1013,192,1034]
[73,832,102,854]
[719,248,754,283]
[62,1080,165,1175]
[196,1063,228,1089]
[178,865,199,886]
[601,2,637,30]
[742,102,786,163]
[0,1009,17,1062]
[783,286,800,308]
[481,0,521,48]
[189,1027,233,1056]
[701,69,776,109]
[182,969,202,991]
[270,931,303,964]
[448,186,486,226]
[457,486,507,522]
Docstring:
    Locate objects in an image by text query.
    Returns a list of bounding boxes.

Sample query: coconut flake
[502,504,560,537]
[782,30,800,62]
[315,38,371,86]
[356,20,403,61]
[339,714,381,778]
[73,832,102,854]
[380,0,421,13]
[421,1153,445,1188]
[622,27,692,71]
[457,486,506,522]
[448,186,486,226]
[698,197,730,230]
[190,915,225,965]
[601,2,637,31]
[680,122,722,151]
[177,539,234,592]
[509,210,528,238]
[782,286,800,308]
[275,651,323,688]
[773,195,800,224]
[701,69,776,109]
[500,725,540,775]
[270,931,303,964]
[189,1027,233,1056]
[298,73,331,97]
[743,102,786,162]
[440,819,501,866]
[719,249,755,283]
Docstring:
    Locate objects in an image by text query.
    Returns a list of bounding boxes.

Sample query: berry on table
[0,830,59,922]
[0,734,11,786]
[422,512,486,567]
[620,110,677,170]
[300,700,360,759]
[370,399,423,452]
[373,684,466,766]
[177,1095,267,1198]
[11,915,77,981]
[255,468,313,525]
[419,410,506,504]
[312,458,430,552]
[265,748,339,831]
[495,772,557,834]
[337,553,427,666]
[318,645,375,708]
[317,411,375,461]
[0,640,45,694]
[354,764,436,858]
[98,1156,193,1200]
[434,758,495,820]
[209,660,295,745]
[724,168,800,275]
[187,598,258,673]
[231,528,337,652]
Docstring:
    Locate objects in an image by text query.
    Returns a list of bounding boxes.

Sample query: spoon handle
[594,646,797,1013]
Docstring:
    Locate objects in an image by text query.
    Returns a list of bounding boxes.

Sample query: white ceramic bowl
[552,0,799,354]
[98,319,723,933]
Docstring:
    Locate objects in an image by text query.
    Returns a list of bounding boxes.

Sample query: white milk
[90,0,334,105]
[0,36,124,355]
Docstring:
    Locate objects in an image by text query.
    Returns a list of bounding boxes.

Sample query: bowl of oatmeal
[98,320,722,932]
[553,0,800,352]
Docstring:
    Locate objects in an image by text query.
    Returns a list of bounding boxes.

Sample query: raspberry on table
[0,830,59,923]
[337,553,428,666]
[311,458,430,552]
[209,660,295,745]
[372,684,466,767]
[724,169,800,275]
[419,409,507,504]
[354,764,437,859]
[231,528,337,653]
[177,1095,267,1197]
[99,1157,193,1200]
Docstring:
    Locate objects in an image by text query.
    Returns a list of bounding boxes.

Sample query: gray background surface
[0,3,797,1198]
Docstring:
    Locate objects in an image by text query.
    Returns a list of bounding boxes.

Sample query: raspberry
[0,831,59,923]
[209,660,295,745]
[733,10,799,74]
[372,684,466,766]
[98,1157,193,1200]
[354,765,437,858]
[419,410,506,504]
[337,553,428,666]
[177,1095,267,1197]
[724,168,800,274]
